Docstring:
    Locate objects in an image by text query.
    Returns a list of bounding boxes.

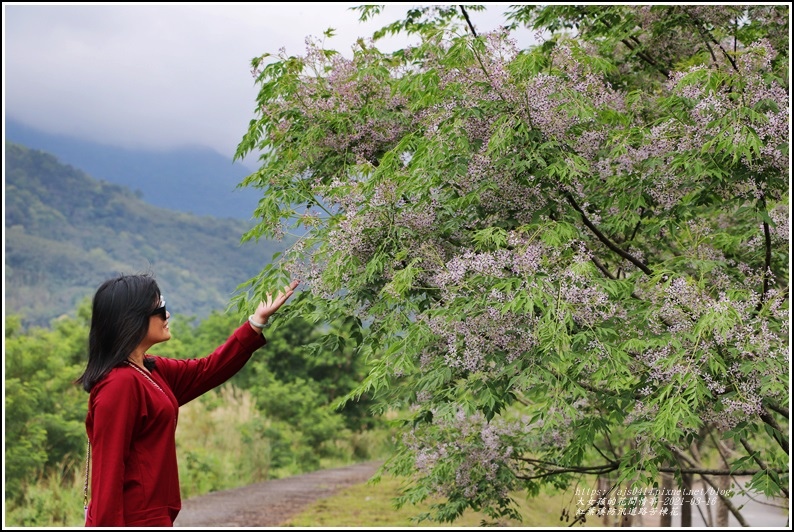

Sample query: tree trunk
[715,474,731,526]
[681,473,693,527]
[716,439,735,526]
[598,476,612,526]
[660,472,673,527]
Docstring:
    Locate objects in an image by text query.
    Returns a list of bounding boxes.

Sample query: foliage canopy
[236,4,789,524]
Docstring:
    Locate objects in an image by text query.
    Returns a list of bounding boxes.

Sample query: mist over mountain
[5,117,260,220]
[4,141,290,329]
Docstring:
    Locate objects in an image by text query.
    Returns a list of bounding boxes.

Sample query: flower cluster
[400,409,522,502]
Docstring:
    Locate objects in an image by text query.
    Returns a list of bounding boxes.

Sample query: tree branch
[565,192,653,275]
[740,437,769,471]
[546,365,642,401]
[458,5,477,38]
[698,472,751,526]
[594,13,670,78]
[590,253,616,280]
[515,456,776,477]
[765,401,789,419]
[618,38,671,78]
[592,443,619,463]
[669,440,752,526]
[681,7,740,72]
[740,437,789,499]
[759,408,789,456]
[763,220,772,300]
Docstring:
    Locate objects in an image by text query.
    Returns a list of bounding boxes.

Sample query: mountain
[4,117,259,220]
[4,141,291,329]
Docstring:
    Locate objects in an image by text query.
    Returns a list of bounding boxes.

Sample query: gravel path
[174,464,788,528]
[173,461,383,527]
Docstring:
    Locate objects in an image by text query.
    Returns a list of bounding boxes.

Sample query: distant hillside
[4,141,290,329]
[4,117,258,220]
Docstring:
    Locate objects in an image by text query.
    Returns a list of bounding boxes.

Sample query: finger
[262,282,297,309]
[281,284,296,297]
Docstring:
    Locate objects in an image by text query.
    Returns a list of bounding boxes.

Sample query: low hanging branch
[515,456,779,479]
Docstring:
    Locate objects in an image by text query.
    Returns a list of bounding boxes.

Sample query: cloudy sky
[4,2,536,163]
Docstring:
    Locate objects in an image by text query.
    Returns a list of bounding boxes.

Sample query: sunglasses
[150,299,167,319]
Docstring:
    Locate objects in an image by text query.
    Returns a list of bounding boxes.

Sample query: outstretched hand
[252,279,300,323]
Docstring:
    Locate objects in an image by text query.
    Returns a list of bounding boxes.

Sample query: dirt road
[174,464,789,528]
[173,461,383,527]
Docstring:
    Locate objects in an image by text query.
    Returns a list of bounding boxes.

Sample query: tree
[235,4,789,524]
[4,308,90,506]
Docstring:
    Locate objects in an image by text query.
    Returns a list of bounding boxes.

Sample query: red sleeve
[153,323,267,405]
[86,372,144,526]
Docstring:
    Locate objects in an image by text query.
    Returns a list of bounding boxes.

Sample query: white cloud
[3,3,535,160]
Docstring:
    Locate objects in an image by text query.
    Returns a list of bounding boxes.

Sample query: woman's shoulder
[91,364,143,392]
[88,365,151,410]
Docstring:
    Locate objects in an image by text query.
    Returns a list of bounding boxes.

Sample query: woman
[76,273,299,527]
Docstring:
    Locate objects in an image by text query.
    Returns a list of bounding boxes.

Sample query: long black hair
[75,273,161,392]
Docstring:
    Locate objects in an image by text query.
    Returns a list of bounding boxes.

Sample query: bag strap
[83,440,91,511]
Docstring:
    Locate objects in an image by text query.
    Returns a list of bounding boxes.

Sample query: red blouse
[84,323,266,527]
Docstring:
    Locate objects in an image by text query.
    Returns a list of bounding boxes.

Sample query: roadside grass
[283,474,605,527]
